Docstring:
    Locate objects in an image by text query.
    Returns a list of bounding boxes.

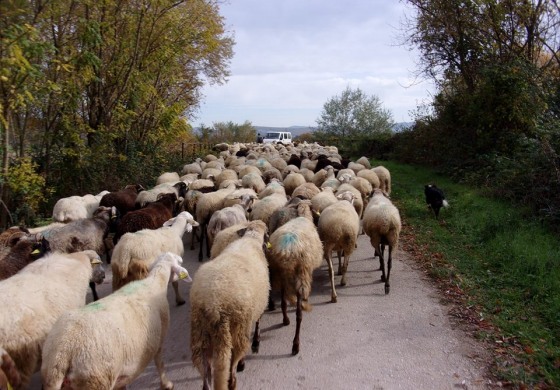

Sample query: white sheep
[182,160,204,176]
[206,197,252,251]
[257,178,286,199]
[362,189,402,294]
[249,192,288,227]
[135,181,187,208]
[357,169,380,190]
[372,165,391,195]
[356,156,372,169]
[209,221,250,259]
[41,252,191,390]
[283,172,306,196]
[52,191,109,222]
[317,197,360,303]
[311,186,338,213]
[190,220,270,390]
[266,201,323,355]
[111,211,199,305]
[156,171,181,185]
[241,172,266,193]
[196,183,237,261]
[0,250,101,388]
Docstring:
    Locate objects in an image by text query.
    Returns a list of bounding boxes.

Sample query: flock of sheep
[0,140,402,390]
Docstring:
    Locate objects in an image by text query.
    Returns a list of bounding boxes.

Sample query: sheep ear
[172,265,192,283]
[163,217,175,227]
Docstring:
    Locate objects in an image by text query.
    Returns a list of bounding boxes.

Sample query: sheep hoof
[162,381,174,390]
[283,317,290,326]
[385,285,390,295]
[176,299,186,306]
[291,345,300,355]
[330,296,337,303]
[340,279,347,287]
[237,359,246,372]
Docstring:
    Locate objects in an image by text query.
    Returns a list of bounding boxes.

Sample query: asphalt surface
[30,231,491,389]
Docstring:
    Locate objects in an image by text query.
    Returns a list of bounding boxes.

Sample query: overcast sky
[194,0,434,128]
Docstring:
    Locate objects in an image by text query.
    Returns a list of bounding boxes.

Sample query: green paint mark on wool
[118,280,146,295]
[279,232,298,250]
[83,301,105,312]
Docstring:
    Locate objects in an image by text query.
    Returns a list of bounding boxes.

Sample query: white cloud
[194,0,434,127]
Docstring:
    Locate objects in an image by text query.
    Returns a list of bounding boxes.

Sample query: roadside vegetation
[380,159,560,388]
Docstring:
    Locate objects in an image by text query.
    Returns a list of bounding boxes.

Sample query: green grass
[376,160,560,388]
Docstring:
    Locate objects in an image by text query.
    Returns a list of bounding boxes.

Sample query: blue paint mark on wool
[279,232,298,250]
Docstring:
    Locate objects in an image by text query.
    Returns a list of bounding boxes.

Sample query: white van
[262,131,292,145]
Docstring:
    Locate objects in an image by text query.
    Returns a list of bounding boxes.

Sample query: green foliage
[315,86,394,157]
[3,157,51,224]
[196,121,256,144]
[384,159,560,387]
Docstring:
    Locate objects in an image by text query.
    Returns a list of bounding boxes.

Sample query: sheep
[362,189,402,294]
[266,201,323,355]
[299,167,315,182]
[320,177,341,191]
[257,178,286,199]
[347,161,366,175]
[41,252,191,390]
[241,172,266,193]
[223,188,258,208]
[52,190,109,222]
[291,182,321,200]
[41,206,117,260]
[311,186,338,214]
[282,164,299,179]
[317,197,360,303]
[262,167,283,183]
[113,192,182,244]
[190,220,270,390]
[99,184,145,216]
[335,184,364,218]
[268,197,306,234]
[348,176,374,205]
[214,169,239,188]
[202,167,223,181]
[336,168,356,180]
[311,165,335,187]
[189,178,216,193]
[209,221,251,259]
[1,346,21,390]
[0,236,48,280]
[249,192,288,227]
[0,226,29,248]
[182,161,203,176]
[0,250,101,388]
[356,156,372,169]
[195,183,237,261]
[26,222,66,235]
[283,172,306,196]
[287,154,302,168]
[111,211,198,305]
[206,197,253,251]
[357,169,380,189]
[156,171,181,185]
[425,184,449,219]
[372,165,391,195]
[135,181,187,208]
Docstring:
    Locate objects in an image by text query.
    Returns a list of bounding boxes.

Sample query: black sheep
[424,184,449,219]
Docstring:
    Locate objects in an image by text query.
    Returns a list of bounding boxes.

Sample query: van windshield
[265,132,280,138]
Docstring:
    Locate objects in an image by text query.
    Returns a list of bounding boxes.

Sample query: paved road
[31,232,490,389]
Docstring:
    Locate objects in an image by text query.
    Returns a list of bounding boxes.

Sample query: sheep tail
[213,317,233,390]
[0,348,21,390]
[443,199,449,208]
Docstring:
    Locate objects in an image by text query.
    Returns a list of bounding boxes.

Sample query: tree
[196,121,256,144]
[315,86,393,145]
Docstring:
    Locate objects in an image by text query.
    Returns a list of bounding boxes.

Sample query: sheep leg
[377,244,386,283]
[251,319,261,353]
[202,346,212,390]
[292,289,303,355]
[281,287,290,326]
[267,289,276,311]
[340,251,350,286]
[172,280,186,306]
[325,251,337,303]
[198,223,205,262]
[190,226,198,250]
[228,353,238,390]
[336,250,343,275]
[385,246,392,295]
[89,281,99,301]
[154,346,173,390]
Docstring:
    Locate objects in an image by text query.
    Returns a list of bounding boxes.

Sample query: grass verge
[376,160,560,389]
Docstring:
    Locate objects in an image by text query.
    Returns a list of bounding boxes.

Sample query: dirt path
[31,232,492,389]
